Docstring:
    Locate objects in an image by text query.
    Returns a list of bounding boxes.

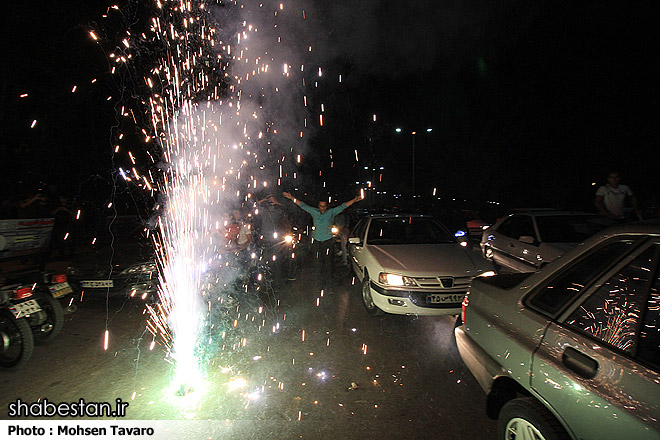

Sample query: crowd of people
[1,169,656,293]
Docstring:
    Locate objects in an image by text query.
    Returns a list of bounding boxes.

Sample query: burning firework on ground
[88,0,331,401]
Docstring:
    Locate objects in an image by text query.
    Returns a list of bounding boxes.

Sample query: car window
[639,258,660,368]
[535,215,612,244]
[527,239,639,316]
[564,244,659,363]
[497,215,534,239]
[496,217,516,237]
[516,216,536,238]
[366,217,454,245]
[351,218,367,241]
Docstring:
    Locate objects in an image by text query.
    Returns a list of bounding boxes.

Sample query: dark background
[2,1,658,223]
[313,1,659,213]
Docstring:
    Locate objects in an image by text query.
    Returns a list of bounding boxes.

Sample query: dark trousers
[313,239,334,290]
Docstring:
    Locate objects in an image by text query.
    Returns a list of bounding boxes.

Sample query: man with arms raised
[283,191,362,292]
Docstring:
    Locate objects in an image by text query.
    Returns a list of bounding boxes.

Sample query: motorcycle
[43,271,77,314]
[0,218,74,346]
[2,273,70,345]
[0,284,35,368]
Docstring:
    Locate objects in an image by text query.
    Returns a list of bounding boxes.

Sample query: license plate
[426,293,464,304]
[80,280,114,288]
[9,299,42,317]
[49,282,73,298]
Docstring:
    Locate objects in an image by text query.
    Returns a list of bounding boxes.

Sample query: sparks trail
[88,0,329,407]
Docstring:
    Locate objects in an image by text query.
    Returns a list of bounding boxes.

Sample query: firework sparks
[88,0,331,403]
[78,0,376,424]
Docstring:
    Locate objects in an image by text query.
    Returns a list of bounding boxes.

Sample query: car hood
[367,244,491,277]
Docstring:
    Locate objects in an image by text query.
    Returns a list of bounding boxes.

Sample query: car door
[485,216,516,269]
[531,240,660,440]
[489,215,539,272]
[348,218,368,279]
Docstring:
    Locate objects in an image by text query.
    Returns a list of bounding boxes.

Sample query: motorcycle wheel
[32,292,64,345]
[0,308,35,368]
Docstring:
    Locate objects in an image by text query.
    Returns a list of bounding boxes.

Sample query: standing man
[594,171,641,221]
[282,191,362,291]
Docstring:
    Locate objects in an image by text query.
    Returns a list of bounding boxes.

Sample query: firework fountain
[92,0,323,400]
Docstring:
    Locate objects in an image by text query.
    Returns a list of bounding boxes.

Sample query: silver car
[481,210,613,272]
[348,214,495,316]
[456,220,660,440]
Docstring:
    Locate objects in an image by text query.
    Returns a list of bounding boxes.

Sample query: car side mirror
[519,235,536,245]
[348,237,362,245]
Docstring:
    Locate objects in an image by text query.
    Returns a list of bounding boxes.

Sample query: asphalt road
[0,256,497,439]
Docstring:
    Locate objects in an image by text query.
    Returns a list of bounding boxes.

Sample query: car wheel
[0,309,35,368]
[31,292,64,345]
[498,397,570,440]
[361,276,383,316]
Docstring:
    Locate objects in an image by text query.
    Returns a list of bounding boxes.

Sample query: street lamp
[395,127,432,197]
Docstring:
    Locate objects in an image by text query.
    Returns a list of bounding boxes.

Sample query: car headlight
[378,272,417,286]
[284,234,294,244]
[477,270,497,277]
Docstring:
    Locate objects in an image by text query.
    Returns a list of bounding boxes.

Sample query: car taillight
[461,295,469,324]
[14,287,33,300]
[52,274,67,283]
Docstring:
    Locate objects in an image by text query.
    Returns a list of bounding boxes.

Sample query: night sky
[2,1,658,220]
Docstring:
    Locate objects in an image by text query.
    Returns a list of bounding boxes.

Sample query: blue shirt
[299,201,347,241]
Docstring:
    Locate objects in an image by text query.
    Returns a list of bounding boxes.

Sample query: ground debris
[175,384,194,396]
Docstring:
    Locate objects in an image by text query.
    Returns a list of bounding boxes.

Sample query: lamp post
[395,127,432,197]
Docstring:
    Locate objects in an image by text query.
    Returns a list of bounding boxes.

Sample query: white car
[481,210,613,273]
[348,214,495,316]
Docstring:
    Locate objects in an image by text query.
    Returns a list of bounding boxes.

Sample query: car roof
[365,213,434,219]
[515,219,660,290]
[506,207,557,213]
[508,210,595,217]
[594,218,660,235]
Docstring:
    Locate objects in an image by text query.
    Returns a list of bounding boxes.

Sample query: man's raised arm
[345,194,363,209]
[282,192,301,206]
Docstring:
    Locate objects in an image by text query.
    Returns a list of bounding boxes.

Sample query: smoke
[130,0,542,382]
[195,1,506,192]
[306,0,502,79]
[145,0,351,381]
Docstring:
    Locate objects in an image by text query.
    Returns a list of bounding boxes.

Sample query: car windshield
[366,217,455,245]
[535,215,611,243]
